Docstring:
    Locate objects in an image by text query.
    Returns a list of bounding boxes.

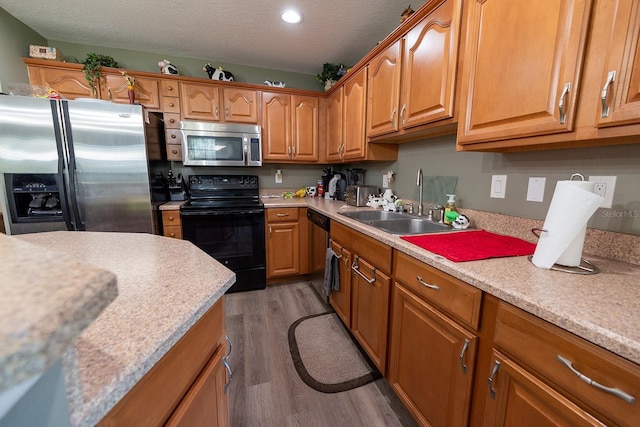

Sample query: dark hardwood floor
[224,281,418,427]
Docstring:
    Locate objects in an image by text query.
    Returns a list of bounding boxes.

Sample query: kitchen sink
[339,210,407,221]
[339,210,459,235]
[367,218,452,235]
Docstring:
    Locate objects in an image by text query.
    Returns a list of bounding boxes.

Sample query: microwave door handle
[243,141,249,166]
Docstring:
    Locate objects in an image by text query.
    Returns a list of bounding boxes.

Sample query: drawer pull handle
[222,356,233,394]
[352,256,376,284]
[276,213,289,217]
[416,275,439,291]
[600,70,616,118]
[558,82,570,124]
[488,360,501,399]
[226,335,233,358]
[459,339,470,374]
[334,247,343,260]
[557,355,635,404]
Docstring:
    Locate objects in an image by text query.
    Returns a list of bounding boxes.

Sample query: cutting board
[401,230,536,262]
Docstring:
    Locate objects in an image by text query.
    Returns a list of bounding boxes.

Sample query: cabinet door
[27,65,93,99]
[367,40,402,137]
[222,87,259,124]
[262,92,292,161]
[102,74,161,110]
[180,82,221,120]
[291,95,320,162]
[400,0,462,129]
[342,69,368,160]
[326,87,344,161]
[483,350,604,427]
[329,240,352,328]
[267,222,300,277]
[350,254,390,374]
[388,283,477,427]
[595,0,640,128]
[165,346,230,427]
[458,0,592,144]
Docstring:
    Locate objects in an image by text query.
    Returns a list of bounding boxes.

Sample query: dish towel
[401,230,536,262]
[322,247,341,297]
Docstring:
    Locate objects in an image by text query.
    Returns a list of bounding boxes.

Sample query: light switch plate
[588,176,616,208]
[490,175,507,199]
[526,177,546,202]
[382,173,389,188]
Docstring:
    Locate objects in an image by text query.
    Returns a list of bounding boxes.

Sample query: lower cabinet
[98,299,229,426]
[328,239,352,328]
[266,207,309,279]
[162,210,182,239]
[389,251,480,427]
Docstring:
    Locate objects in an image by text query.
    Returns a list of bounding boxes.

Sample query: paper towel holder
[529,228,599,274]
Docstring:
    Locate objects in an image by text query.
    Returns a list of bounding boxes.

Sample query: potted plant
[82,53,118,96]
[316,63,346,90]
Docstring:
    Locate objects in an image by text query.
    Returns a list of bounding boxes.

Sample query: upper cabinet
[25,59,93,99]
[458,0,640,151]
[180,83,259,124]
[366,0,463,141]
[342,68,368,160]
[102,73,161,110]
[457,0,592,145]
[262,92,321,163]
[326,87,344,162]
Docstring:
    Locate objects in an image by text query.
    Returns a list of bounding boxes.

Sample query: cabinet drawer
[394,251,482,329]
[167,142,182,161]
[164,225,182,239]
[162,96,180,113]
[99,299,224,426]
[331,221,392,274]
[267,207,299,222]
[494,302,640,427]
[164,112,181,128]
[166,128,182,144]
[162,210,181,225]
[161,80,180,97]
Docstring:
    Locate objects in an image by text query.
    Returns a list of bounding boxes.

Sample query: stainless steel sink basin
[339,210,459,235]
[339,210,406,221]
[367,218,452,235]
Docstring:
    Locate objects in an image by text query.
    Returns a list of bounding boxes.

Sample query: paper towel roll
[532,180,602,269]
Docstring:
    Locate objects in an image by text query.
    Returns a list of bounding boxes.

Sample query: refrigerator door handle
[50,100,75,231]
[60,101,85,231]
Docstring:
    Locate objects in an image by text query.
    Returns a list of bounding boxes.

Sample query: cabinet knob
[168,86,174,91]
[172,149,178,154]
[169,232,176,237]
[169,118,176,124]
[168,216,175,221]
[169,102,175,107]
[171,133,177,139]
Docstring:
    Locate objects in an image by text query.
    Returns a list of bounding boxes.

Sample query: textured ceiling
[1,0,426,76]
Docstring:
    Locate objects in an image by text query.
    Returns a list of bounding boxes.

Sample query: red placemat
[400,230,536,262]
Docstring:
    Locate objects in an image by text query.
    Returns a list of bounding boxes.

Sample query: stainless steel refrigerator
[0,96,162,235]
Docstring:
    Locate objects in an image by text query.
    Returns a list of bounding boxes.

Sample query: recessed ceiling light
[281,9,303,24]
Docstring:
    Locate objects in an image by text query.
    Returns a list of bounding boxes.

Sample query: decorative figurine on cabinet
[203,63,235,81]
[264,79,286,88]
[401,5,415,23]
[158,59,179,75]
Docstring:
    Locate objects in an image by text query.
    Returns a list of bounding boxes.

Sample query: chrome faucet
[416,168,423,216]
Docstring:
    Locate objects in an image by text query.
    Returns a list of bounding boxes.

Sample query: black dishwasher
[307,208,331,304]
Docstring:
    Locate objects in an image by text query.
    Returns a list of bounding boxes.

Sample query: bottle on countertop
[443,194,459,225]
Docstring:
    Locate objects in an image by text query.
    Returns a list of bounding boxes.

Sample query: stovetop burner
[181,174,263,211]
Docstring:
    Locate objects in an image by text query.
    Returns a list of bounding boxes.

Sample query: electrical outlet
[588,176,616,208]
[490,175,507,199]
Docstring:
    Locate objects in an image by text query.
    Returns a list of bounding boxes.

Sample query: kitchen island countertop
[15,231,235,427]
[264,197,640,366]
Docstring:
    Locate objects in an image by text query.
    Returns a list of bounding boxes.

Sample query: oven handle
[181,208,265,216]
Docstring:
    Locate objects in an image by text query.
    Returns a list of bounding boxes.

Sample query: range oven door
[180,207,266,292]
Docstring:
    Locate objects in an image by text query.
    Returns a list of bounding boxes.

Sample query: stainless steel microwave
[179,121,262,166]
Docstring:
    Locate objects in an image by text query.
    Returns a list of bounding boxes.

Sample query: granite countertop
[264,197,640,366]
[0,234,117,393]
[16,231,236,427]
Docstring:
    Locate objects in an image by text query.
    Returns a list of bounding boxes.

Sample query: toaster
[344,185,378,207]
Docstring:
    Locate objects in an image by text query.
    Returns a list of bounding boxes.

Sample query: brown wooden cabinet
[342,68,368,160]
[328,239,352,328]
[266,207,309,279]
[457,0,592,145]
[222,87,259,124]
[325,87,344,161]
[457,0,640,151]
[388,251,480,427]
[162,210,182,239]
[262,92,321,162]
[99,299,229,426]
[102,73,161,110]
[330,221,392,374]
[180,83,259,124]
[366,0,462,141]
[25,59,94,99]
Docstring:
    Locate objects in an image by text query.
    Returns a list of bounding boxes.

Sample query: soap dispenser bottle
[443,194,458,225]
